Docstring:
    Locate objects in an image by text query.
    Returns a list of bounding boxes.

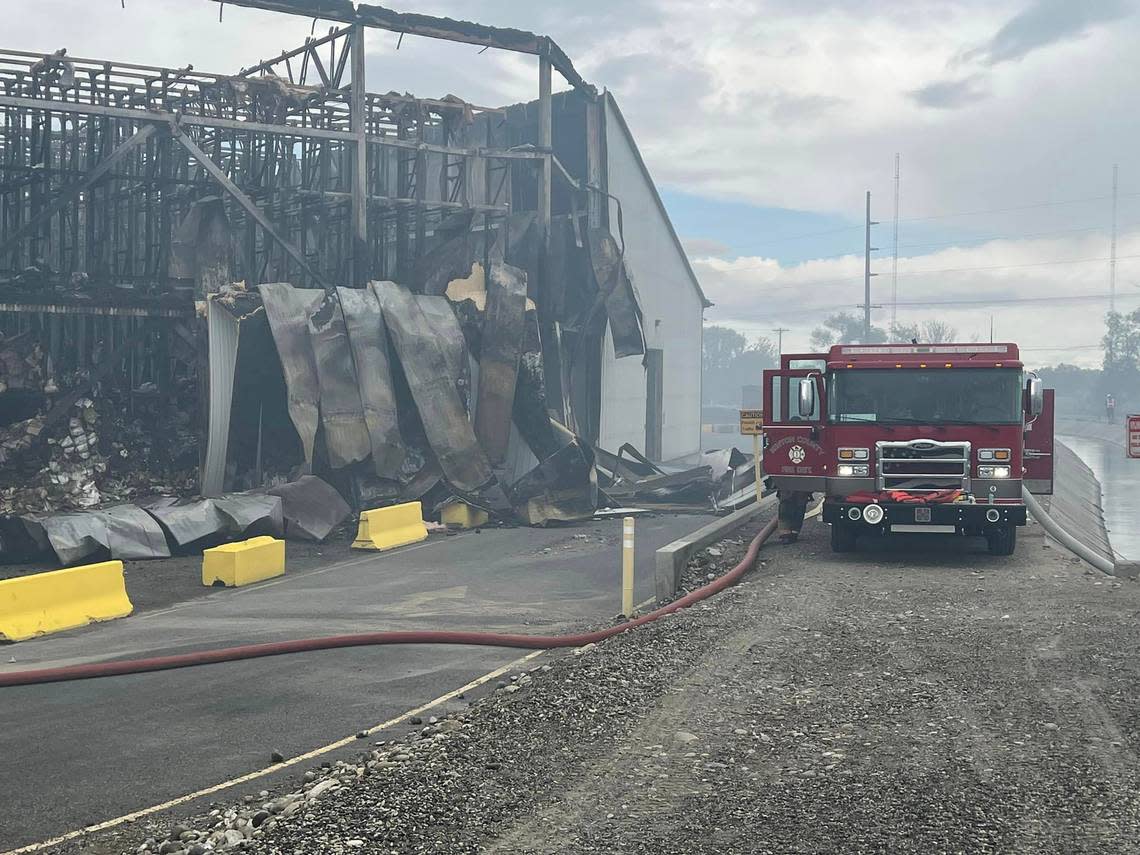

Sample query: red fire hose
[0,516,778,688]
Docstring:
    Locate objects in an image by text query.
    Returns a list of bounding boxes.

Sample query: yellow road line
[1,648,545,855]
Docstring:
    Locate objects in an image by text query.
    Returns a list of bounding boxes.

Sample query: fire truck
[762,343,1054,555]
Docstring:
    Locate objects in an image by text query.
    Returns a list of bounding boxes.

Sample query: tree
[889,319,958,343]
[809,312,887,349]
[703,325,747,374]
[701,326,777,406]
[1102,309,1140,409]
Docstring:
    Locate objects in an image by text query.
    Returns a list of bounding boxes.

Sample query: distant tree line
[704,310,1140,415]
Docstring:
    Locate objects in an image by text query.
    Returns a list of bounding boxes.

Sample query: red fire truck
[762,343,1054,555]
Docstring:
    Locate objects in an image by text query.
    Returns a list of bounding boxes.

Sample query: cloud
[695,229,1140,368]
[682,237,732,258]
[962,0,1131,66]
[910,76,989,109]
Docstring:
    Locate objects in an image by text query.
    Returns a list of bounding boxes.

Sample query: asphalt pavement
[0,512,713,852]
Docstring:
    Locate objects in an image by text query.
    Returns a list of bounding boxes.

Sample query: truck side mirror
[798,376,817,418]
[1027,376,1043,417]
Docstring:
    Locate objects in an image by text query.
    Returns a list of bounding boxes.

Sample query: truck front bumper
[823,500,1027,535]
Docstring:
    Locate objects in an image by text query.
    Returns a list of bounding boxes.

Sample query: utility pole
[1110,163,1119,314]
[989,315,994,344]
[891,154,900,325]
[863,190,878,341]
[773,327,789,355]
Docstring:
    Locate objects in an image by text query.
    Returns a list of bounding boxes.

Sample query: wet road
[1060,434,1140,561]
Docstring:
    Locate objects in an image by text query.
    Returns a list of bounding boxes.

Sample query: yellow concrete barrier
[0,561,132,642]
[352,501,428,551]
[441,500,489,530]
[202,536,285,587]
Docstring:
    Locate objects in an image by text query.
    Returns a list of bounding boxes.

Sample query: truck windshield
[828,368,1023,425]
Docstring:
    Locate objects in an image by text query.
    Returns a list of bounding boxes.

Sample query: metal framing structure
[0,5,580,298]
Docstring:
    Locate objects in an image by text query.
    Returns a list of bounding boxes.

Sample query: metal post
[622,516,635,617]
[864,190,872,341]
[753,433,763,504]
[891,153,900,326]
[538,42,553,249]
[1110,163,1118,314]
[350,23,368,286]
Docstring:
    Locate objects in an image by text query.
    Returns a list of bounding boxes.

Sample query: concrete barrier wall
[1044,441,1115,566]
[0,560,132,641]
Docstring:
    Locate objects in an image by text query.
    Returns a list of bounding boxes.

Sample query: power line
[884,291,1140,308]
[896,191,1140,224]
[893,222,1140,252]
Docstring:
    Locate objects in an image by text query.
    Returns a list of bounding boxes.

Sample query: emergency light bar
[838,345,1011,355]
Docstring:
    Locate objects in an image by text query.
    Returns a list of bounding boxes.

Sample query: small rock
[306,778,338,800]
[303,771,317,783]
[251,810,270,828]
[345,841,365,849]
[356,731,368,739]
[410,716,423,725]
[222,828,245,848]
[674,730,699,744]
[187,846,207,855]
[158,842,181,855]
[270,750,285,763]
[504,685,520,694]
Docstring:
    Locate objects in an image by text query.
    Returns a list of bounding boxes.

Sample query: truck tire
[986,524,1017,556]
[830,522,857,553]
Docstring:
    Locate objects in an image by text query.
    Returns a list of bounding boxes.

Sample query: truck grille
[875,439,971,493]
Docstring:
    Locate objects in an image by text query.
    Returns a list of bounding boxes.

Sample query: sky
[7,0,1140,368]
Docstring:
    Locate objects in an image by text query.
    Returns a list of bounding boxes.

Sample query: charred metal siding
[599,95,703,461]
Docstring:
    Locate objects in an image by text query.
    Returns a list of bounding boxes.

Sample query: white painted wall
[598,96,704,461]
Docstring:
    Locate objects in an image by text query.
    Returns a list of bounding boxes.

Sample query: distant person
[1107,394,1117,423]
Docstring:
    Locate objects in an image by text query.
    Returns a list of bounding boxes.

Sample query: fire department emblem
[788,445,806,464]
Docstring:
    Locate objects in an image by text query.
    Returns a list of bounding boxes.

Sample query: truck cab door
[1024,387,1054,495]
[762,369,828,486]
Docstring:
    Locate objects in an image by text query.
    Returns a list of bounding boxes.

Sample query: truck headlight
[978,465,1011,479]
[836,463,869,477]
[838,448,869,460]
[862,503,885,525]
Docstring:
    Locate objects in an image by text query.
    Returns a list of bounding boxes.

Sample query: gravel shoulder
[57,513,1140,854]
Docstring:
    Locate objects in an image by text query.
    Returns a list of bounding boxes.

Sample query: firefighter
[776,489,812,544]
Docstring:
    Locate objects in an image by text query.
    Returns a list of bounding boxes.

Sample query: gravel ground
[65,513,1140,854]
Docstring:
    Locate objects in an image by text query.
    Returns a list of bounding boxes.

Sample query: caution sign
[1129,414,1140,459]
[739,409,764,435]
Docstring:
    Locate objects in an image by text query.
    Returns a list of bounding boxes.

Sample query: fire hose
[0,516,779,689]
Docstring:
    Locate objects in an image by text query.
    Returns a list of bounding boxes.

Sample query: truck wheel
[830,522,857,553]
[986,524,1017,556]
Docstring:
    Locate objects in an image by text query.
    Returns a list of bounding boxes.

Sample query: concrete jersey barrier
[0,560,133,642]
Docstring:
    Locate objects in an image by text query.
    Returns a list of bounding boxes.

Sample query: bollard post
[753,433,763,504]
[622,516,635,617]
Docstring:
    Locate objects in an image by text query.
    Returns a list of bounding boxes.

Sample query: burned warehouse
[0,0,724,565]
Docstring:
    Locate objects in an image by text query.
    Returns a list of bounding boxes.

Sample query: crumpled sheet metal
[213,493,284,538]
[369,280,493,494]
[415,294,472,409]
[473,262,527,465]
[308,293,371,469]
[338,287,404,477]
[595,443,717,506]
[259,283,323,467]
[141,493,282,546]
[268,475,350,541]
[509,438,598,525]
[202,299,240,497]
[23,504,171,565]
[141,497,228,547]
[587,228,645,359]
